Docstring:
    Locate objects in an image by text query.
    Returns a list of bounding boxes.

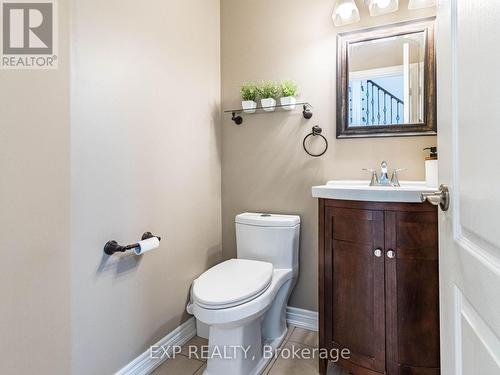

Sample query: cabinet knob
[374,248,383,257]
[387,250,396,259]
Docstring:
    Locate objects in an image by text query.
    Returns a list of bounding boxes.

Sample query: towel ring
[303,126,328,157]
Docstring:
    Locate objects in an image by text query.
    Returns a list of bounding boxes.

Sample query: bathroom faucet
[364,161,406,187]
[379,161,390,185]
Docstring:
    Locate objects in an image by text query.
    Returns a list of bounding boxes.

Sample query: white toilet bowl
[190,213,300,375]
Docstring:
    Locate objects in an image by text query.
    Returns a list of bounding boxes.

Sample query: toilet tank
[235,213,300,271]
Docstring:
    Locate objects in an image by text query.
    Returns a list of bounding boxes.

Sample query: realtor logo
[1,0,58,69]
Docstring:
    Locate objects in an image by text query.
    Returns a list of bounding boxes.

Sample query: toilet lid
[193,259,273,309]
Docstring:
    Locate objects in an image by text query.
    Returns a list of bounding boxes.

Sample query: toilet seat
[193,259,273,310]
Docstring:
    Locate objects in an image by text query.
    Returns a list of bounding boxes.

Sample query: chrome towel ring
[303,126,328,157]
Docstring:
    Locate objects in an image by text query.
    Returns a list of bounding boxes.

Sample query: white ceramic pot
[261,98,276,112]
[241,100,257,114]
[280,96,296,110]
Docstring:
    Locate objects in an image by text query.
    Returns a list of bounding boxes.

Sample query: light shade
[332,0,360,26]
[365,0,399,16]
[408,0,436,9]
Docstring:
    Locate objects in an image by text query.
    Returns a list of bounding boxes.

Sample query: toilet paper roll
[134,237,160,255]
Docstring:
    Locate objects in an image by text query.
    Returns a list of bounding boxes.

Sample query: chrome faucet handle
[363,168,379,186]
[390,168,407,187]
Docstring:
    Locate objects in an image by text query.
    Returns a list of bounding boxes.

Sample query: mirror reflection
[348,32,425,127]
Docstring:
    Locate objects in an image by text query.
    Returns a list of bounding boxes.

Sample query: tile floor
[152,326,347,375]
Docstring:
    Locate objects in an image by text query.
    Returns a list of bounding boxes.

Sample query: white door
[437,1,500,374]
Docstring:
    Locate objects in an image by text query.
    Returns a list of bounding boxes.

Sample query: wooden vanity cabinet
[318,199,440,375]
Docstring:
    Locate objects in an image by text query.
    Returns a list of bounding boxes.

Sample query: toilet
[190,213,300,375]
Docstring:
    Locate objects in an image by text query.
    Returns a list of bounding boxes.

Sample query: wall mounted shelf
[224,102,313,125]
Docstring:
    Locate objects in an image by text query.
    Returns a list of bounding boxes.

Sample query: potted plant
[240,83,258,113]
[280,80,298,110]
[257,81,280,112]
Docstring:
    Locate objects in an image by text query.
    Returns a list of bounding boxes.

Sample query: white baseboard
[286,306,319,332]
[116,307,318,375]
[115,317,196,375]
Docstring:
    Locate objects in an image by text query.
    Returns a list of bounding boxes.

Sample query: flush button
[260,214,271,217]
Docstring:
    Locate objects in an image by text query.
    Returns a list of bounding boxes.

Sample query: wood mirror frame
[336,18,436,139]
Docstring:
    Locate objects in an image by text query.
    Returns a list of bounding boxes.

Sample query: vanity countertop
[312,180,437,203]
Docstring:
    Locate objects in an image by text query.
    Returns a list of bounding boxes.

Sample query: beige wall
[0,1,71,374]
[71,0,221,373]
[221,0,436,311]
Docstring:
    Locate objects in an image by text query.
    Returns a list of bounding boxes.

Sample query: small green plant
[280,80,298,97]
[240,83,258,102]
[257,81,280,99]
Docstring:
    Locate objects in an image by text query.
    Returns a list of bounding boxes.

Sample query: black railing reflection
[350,80,404,126]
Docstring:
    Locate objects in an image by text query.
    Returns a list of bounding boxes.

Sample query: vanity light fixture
[332,0,360,26]
[365,0,399,16]
[408,0,436,9]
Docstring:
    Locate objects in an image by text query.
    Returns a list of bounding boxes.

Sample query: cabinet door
[325,207,386,373]
[385,210,440,375]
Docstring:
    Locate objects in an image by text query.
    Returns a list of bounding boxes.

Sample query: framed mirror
[337,18,436,138]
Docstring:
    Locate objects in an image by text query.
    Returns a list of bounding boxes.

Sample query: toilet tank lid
[235,213,300,227]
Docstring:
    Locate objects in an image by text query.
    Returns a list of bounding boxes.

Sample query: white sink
[312,180,438,203]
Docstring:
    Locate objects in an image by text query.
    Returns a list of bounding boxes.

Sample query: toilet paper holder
[104,232,161,256]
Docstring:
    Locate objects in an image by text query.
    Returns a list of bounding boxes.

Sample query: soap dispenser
[424,147,438,187]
